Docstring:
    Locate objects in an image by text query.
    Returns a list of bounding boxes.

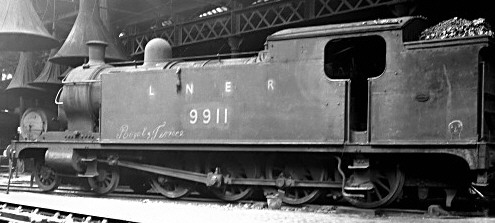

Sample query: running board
[112,160,342,188]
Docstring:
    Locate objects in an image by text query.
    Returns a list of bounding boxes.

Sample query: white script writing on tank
[116,121,184,140]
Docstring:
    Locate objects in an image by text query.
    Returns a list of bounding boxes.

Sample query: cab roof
[267,16,426,41]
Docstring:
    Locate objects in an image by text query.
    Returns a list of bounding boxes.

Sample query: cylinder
[45,148,85,174]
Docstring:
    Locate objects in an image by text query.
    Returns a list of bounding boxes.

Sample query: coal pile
[420,17,494,40]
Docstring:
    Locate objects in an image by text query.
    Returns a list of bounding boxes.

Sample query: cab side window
[324,36,385,80]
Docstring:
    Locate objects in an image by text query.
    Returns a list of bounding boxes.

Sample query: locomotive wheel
[88,165,120,195]
[344,165,404,209]
[34,161,60,192]
[151,175,191,199]
[208,156,256,202]
[266,158,327,205]
[210,175,254,202]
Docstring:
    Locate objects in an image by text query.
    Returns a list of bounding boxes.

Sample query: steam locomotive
[8,16,495,209]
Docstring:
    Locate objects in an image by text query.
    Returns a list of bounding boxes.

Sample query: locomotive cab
[324,36,386,142]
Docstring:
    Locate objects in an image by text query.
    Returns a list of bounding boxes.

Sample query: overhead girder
[120,0,414,56]
[35,0,414,56]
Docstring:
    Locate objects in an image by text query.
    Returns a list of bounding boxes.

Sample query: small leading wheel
[266,160,327,205]
[88,165,120,195]
[151,175,191,199]
[33,161,60,192]
[345,164,405,209]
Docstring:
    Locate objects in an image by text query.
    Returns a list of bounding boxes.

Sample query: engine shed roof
[268,16,426,41]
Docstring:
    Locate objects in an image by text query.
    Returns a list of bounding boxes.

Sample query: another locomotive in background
[8,16,495,209]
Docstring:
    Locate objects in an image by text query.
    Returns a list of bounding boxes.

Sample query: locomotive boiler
[8,16,495,209]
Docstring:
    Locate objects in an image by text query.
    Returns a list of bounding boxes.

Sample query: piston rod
[114,160,342,188]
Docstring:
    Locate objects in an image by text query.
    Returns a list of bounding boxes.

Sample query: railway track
[0,178,132,222]
[1,174,493,223]
[0,202,129,223]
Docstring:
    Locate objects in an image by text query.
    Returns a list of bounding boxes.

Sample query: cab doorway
[324,36,386,143]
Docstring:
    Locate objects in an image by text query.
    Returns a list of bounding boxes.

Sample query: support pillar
[227,36,243,57]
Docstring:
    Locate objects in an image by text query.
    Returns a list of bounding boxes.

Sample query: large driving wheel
[151,175,191,199]
[33,160,60,192]
[266,159,327,205]
[345,164,405,208]
[88,165,120,195]
[150,153,196,199]
[207,155,257,202]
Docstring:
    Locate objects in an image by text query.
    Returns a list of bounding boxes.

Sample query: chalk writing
[116,121,184,140]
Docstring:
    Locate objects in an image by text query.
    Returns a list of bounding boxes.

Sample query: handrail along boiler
[9,16,495,209]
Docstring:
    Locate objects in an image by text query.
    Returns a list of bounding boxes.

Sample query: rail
[0,202,132,223]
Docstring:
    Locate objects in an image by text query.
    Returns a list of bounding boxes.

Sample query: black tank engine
[9,16,495,209]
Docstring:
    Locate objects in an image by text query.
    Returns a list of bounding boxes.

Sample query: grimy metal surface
[101,61,345,144]
[372,37,489,144]
[100,16,491,146]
